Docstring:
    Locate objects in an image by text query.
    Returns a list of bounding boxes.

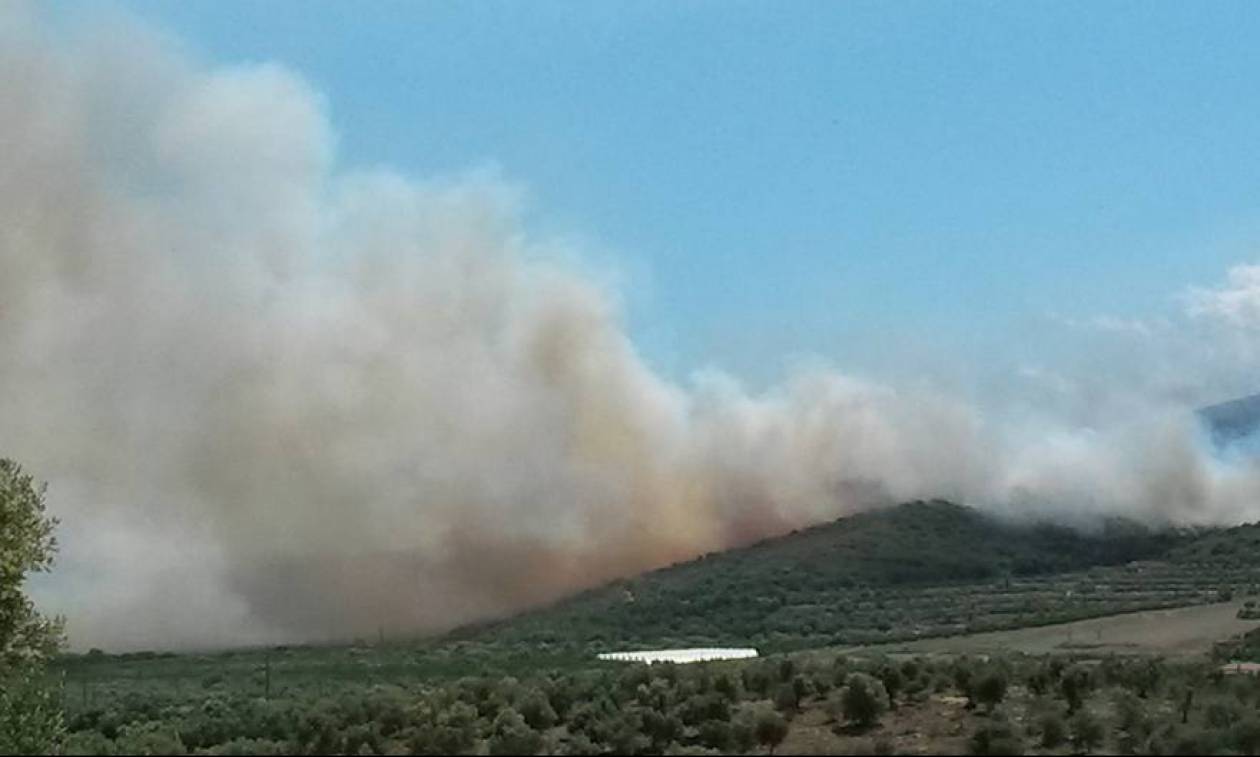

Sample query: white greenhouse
[597,648,759,665]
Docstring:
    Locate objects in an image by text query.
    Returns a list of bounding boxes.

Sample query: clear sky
[62,1,1260,386]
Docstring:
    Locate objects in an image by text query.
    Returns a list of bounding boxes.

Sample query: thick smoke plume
[6,6,1260,650]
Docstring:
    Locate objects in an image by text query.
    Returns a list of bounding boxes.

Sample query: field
[851,600,1260,658]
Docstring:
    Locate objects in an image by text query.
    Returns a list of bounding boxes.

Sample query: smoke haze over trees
[6,2,1260,649]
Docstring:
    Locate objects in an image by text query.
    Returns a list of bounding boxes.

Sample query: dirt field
[777,695,974,755]
[843,600,1258,658]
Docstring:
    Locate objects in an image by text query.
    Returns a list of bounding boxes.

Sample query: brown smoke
[7,4,1260,650]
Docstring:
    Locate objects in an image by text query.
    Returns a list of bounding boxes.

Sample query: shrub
[970,716,1023,755]
[1203,697,1241,730]
[974,669,1008,712]
[0,666,66,755]
[488,707,543,756]
[1037,711,1066,749]
[518,690,557,730]
[1060,665,1094,714]
[697,719,732,751]
[1069,710,1104,753]
[773,683,800,716]
[113,721,187,755]
[839,673,890,729]
[1156,724,1225,756]
[754,708,788,755]
[730,709,757,753]
[1232,716,1260,754]
[877,664,904,709]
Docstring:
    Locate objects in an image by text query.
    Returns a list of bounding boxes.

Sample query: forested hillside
[454,501,1227,653]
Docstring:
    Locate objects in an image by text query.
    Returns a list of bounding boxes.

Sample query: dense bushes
[54,644,1260,755]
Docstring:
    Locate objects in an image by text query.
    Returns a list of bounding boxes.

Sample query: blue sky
[68,1,1260,386]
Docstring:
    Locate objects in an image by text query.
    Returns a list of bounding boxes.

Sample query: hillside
[453,500,1233,653]
[1199,392,1260,451]
[52,502,1260,757]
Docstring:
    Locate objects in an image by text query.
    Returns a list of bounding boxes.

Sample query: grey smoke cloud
[6,5,1260,650]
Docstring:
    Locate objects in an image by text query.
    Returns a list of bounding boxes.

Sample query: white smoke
[5,4,1260,650]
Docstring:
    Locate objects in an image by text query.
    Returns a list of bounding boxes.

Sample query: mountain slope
[1199,393,1260,451]
[452,501,1208,653]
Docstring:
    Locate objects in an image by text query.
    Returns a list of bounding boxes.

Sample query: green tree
[974,670,1008,713]
[518,689,557,730]
[1231,716,1260,755]
[878,664,904,710]
[773,683,800,717]
[489,707,543,756]
[697,719,732,751]
[0,459,65,756]
[0,460,61,665]
[114,720,188,755]
[1069,710,1104,753]
[730,708,757,753]
[839,673,890,729]
[1111,689,1153,753]
[0,666,65,756]
[1133,658,1163,698]
[970,715,1024,755]
[1060,665,1093,715]
[754,708,789,755]
[1037,711,1066,749]
[434,701,479,755]
[953,659,977,709]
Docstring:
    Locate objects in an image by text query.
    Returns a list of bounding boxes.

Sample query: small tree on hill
[1038,711,1066,749]
[518,689,557,730]
[1070,710,1104,753]
[1232,716,1260,754]
[773,682,800,717]
[730,708,757,753]
[755,708,789,755]
[877,664,904,710]
[488,707,543,756]
[974,669,1008,713]
[953,659,977,708]
[840,673,890,729]
[970,714,1024,755]
[1059,664,1094,715]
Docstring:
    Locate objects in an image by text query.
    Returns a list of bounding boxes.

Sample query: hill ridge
[450,500,1211,653]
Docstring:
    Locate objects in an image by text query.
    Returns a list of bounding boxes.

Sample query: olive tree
[838,673,890,729]
[0,459,66,755]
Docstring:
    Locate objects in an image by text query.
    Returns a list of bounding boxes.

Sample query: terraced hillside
[455,501,1260,654]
